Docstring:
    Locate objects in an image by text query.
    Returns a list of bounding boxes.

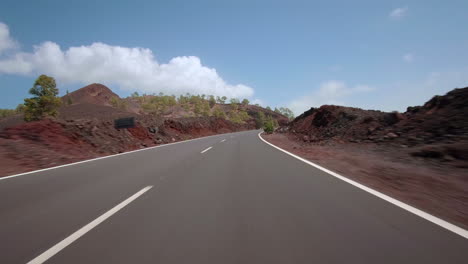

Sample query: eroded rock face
[288,105,390,141]
[286,87,468,148]
[0,115,255,176]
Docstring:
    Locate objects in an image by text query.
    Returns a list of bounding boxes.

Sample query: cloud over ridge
[0,22,254,98]
[288,80,375,115]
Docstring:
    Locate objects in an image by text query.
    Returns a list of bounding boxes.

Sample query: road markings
[0,132,241,181]
[257,132,468,239]
[220,139,226,142]
[201,147,213,154]
[27,186,153,264]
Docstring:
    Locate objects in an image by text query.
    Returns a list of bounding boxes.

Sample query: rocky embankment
[265,87,468,228]
[0,114,252,176]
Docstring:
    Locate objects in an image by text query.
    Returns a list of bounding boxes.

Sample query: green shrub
[208,95,216,108]
[229,112,243,124]
[213,107,226,119]
[263,115,278,133]
[201,101,211,116]
[263,120,275,133]
[110,97,128,110]
[238,110,250,121]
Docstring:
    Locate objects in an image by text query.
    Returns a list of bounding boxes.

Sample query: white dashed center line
[200,147,213,154]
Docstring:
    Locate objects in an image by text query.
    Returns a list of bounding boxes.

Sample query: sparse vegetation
[263,115,278,133]
[23,75,62,121]
[0,109,17,118]
[140,94,176,115]
[255,111,266,129]
[228,111,243,124]
[110,97,128,110]
[208,95,216,108]
[14,76,289,125]
[0,105,25,119]
[213,107,227,119]
[124,91,291,125]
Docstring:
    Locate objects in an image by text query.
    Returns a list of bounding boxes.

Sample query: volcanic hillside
[62,83,119,107]
[283,87,468,163]
[288,87,468,145]
[0,83,289,176]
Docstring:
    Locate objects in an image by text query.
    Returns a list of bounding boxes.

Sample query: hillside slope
[62,83,119,107]
[0,83,288,176]
[288,87,468,146]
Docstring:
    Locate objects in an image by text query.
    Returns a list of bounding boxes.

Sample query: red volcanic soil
[0,115,254,177]
[62,83,119,106]
[0,119,97,175]
[265,87,468,228]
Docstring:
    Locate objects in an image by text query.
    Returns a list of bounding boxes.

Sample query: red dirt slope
[62,83,119,106]
[0,116,251,176]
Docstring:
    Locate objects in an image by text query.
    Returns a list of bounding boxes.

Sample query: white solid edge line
[257,132,468,239]
[201,146,213,154]
[220,139,226,142]
[27,185,153,264]
[0,131,239,181]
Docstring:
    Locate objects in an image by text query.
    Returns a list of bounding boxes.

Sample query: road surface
[0,130,467,263]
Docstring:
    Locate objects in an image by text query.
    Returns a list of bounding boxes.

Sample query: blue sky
[1,0,467,114]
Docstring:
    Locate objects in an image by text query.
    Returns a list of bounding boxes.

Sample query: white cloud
[403,53,414,63]
[288,80,375,115]
[389,7,408,20]
[251,98,265,106]
[0,22,17,54]
[0,23,253,99]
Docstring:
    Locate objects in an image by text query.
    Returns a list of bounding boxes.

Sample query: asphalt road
[0,130,467,263]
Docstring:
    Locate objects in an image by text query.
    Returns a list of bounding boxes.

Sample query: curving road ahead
[0,130,467,263]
